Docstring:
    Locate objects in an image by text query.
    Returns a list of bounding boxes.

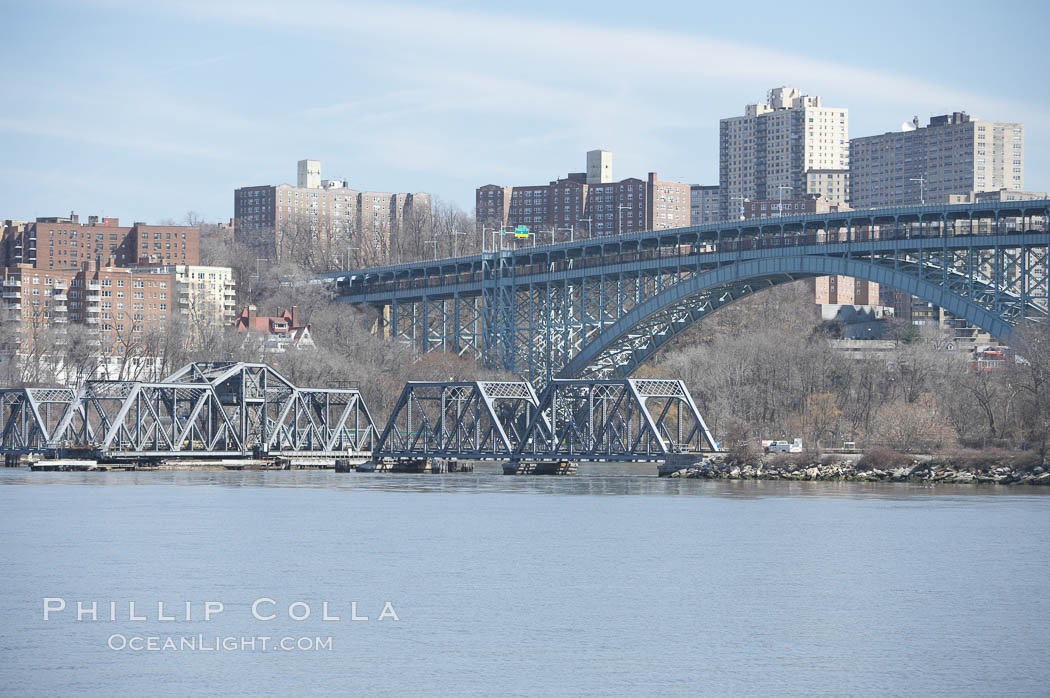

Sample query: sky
[1,0,1048,224]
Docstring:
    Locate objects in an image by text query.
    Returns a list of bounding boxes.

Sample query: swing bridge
[0,365,717,468]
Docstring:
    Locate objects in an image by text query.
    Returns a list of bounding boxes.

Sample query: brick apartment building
[0,214,199,270]
[476,151,690,239]
[234,159,431,264]
[2,260,236,354]
[2,262,175,354]
[0,211,235,371]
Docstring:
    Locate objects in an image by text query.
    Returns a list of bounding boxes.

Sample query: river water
[1,467,1048,697]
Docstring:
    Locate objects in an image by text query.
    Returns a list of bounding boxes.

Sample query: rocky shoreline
[668,456,1050,485]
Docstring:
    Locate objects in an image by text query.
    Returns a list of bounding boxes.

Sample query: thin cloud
[0,117,230,159]
[158,54,228,73]
[135,0,1045,125]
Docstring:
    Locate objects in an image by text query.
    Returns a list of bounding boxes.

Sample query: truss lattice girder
[373,381,543,459]
[0,388,76,454]
[0,362,379,459]
[512,378,717,463]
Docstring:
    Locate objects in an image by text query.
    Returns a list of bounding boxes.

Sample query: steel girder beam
[513,378,717,462]
[49,381,243,458]
[373,380,542,459]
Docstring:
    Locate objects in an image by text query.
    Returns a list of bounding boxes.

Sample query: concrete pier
[657,453,709,477]
[503,460,578,476]
[357,458,474,474]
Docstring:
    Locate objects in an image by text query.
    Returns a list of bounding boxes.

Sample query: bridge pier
[657,453,709,477]
[503,460,578,476]
[357,457,474,474]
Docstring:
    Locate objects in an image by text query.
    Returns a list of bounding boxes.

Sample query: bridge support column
[368,304,392,339]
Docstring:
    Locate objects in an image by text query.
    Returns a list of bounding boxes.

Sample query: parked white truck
[762,438,803,454]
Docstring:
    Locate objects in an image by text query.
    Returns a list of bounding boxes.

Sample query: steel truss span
[0,362,378,459]
[374,381,543,460]
[327,199,1050,383]
[371,377,716,464]
[512,378,718,463]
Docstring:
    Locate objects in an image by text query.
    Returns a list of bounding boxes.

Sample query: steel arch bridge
[325,199,1050,383]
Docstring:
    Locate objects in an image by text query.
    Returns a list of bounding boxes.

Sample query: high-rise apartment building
[1,259,238,358]
[0,215,200,270]
[720,87,850,215]
[1,261,177,354]
[849,112,1025,208]
[235,160,431,263]
[813,275,880,307]
[476,152,690,238]
[689,185,721,226]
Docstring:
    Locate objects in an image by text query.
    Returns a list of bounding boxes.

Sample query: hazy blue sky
[1,0,1047,223]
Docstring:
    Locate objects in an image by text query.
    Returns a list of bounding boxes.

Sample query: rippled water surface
[1,468,1048,696]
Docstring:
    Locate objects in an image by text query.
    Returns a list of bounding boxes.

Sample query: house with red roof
[232,305,315,352]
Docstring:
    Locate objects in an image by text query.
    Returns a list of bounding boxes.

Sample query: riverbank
[668,453,1050,485]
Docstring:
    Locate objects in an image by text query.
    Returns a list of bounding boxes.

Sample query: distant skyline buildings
[475,151,690,238]
[234,160,431,264]
[689,185,720,226]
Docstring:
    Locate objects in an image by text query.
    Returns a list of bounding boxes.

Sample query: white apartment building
[719,87,850,214]
[138,264,236,330]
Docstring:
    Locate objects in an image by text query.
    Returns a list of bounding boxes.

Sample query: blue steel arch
[328,199,1049,384]
[560,255,1019,379]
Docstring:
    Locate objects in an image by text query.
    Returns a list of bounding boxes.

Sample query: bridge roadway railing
[340,231,1049,302]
